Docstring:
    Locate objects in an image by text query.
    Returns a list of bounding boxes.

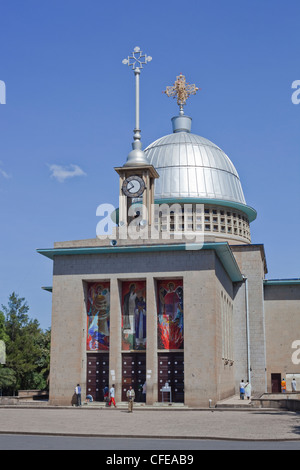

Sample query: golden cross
[164,74,199,110]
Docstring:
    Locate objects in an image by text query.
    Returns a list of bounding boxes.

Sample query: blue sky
[0,0,299,330]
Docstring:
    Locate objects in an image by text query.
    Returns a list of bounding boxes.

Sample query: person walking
[75,384,82,407]
[291,377,297,392]
[109,384,117,408]
[245,381,251,400]
[103,385,109,406]
[281,378,286,393]
[126,385,135,413]
[239,380,245,400]
[142,381,147,403]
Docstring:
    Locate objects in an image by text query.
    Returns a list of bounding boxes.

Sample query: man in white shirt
[109,384,117,408]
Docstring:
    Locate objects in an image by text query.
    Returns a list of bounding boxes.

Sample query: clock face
[122,175,145,198]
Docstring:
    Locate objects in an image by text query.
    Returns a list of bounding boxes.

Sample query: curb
[0,430,300,442]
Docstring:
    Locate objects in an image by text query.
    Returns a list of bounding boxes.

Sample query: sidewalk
[0,402,300,441]
[216,394,253,408]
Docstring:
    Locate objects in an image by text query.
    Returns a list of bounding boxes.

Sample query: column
[146,276,158,404]
[109,278,122,402]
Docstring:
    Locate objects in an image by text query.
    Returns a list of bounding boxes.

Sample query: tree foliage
[0,292,50,394]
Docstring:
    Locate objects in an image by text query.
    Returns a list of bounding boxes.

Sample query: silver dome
[145,124,246,205]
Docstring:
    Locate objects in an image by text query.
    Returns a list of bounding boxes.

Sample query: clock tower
[115,47,159,229]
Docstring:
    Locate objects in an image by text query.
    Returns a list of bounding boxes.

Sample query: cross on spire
[122,46,152,71]
[164,74,199,114]
[122,47,152,166]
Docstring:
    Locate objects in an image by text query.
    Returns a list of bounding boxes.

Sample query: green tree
[0,310,9,344]
[0,292,51,394]
[2,292,30,342]
[0,366,16,392]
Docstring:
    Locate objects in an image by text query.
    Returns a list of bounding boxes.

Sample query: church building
[38,49,300,407]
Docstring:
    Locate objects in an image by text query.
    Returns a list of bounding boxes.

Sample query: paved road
[1,406,300,442]
[1,434,300,450]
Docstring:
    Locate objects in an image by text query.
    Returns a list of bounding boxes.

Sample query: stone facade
[42,236,300,406]
[264,284,300,391]
[47,243,238,407]
[231,245,268,395]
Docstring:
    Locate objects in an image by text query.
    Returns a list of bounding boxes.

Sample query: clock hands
[127,180,141,193]
[122,175,145,197]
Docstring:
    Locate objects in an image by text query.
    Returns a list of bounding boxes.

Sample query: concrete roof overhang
[37,241,243,284]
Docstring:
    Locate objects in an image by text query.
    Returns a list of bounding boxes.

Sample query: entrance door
[86,353,109,401]
[271,373,281,393]
[158,352,184,403]
[122,353,146,402]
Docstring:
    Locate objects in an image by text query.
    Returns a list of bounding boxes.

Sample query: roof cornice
[37,241,243,283]
[264,279,300,286]
[154,198,257,223]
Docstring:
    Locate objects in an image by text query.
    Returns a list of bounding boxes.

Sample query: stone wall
[231,245,267,395]
[49,248,236,407]
[264,284,300,392]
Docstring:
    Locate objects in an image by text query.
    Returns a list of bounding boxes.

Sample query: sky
[0,0,299,330]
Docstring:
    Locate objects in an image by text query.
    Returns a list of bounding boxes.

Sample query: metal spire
[122,47,152,166]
